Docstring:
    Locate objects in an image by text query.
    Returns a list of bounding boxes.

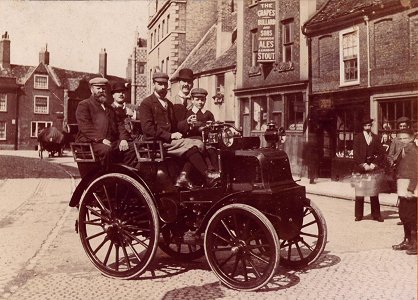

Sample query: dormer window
[34,75,48,89]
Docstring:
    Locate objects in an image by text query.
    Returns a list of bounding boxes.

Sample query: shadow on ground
[0,155,80,179]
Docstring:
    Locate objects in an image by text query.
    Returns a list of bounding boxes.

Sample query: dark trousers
[399,197,417,239]
[355,196,381,218]
[92,141,137,168]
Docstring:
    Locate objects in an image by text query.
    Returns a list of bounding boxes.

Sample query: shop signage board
[257,0,276,63]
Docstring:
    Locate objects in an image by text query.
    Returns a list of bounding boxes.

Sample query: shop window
[31,121,52,137]
[272,95,283,127]
[241,98,250,136]
[252,97,268,131]
[0,94,7,112]
[282,19,294,62]
[0,121,5,140]
[339,27,359,86]
[34,96,49,114]
[286,93,304,131]
[335,111,357,158]
[34,75,48,89]
[378,97,417,138]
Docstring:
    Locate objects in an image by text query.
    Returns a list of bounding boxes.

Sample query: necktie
[401,147,406,158]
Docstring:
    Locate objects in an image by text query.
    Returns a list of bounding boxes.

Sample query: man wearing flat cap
[110,81,140,141]
[352,117,385,222]
[139,72,220,189]
[75,77,136,167]
[172,68,195,123]
[388,116,411,167]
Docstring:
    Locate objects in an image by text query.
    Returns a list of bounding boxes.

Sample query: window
[339,27,359,85]
[162,20,165,37]
[0,94,7,112]
[252,97,268,131]
[31,121,52,137]
[272,95,283,127]
[34,96,49,114]
[251,28,258,67]
[215,74,225,95]
[241,98,250,136]
[161,60,164,73]
[378,97,417,137]
[138,62,145,74]
[286,93,304,131]
[282,19,294,62]
[167,15,170,33]
[0,121,5,140]
[154,29,157,45]
[150,33,153,48]
[34,75,48,89]
[335,110,358,158]
[158,24,160,42]
[166,57,169,74]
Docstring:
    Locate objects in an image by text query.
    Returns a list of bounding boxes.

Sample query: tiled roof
[173,24,236,78]
[0,64,36,84]
[305,0,399,28]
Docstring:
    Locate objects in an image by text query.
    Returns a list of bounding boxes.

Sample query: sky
[0,0,149,78]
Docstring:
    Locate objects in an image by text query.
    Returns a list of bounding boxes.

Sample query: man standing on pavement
[139,72,220,189]
[353,118,385,222]
[391,129,417,255]
[172,68,194,123]
[75,77,136,167]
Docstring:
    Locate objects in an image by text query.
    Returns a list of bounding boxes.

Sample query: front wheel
[279,200,327,268]
[78,173,159,279]
[204,204,279,291]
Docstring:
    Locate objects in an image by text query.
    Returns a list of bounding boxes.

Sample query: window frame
[251,28,258,67]
[0,121,6,140]
[339,27,360,86]
[282,19,294,63]
[34,95,50,114]
[285,93,304,131]
[0,93,7,112]
[34,74,49,90]
[30,121,53,138]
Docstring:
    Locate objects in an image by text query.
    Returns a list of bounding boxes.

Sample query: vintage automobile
[69,121,327,291]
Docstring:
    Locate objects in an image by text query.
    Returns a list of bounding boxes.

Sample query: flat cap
[191,87,208,98]
[111,81,127,93]
[397,116,410,124]
[152,72,169,83]
[89,77,108,86]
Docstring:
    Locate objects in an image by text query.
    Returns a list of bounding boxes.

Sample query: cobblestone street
[0,171,416,299]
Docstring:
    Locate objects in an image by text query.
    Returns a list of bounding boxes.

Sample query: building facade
[126,34,148,105]
[303,0,418,180]
[235,0,321,173]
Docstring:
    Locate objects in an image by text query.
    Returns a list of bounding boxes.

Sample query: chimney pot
[99,48,107,76]
[0,31,11,69]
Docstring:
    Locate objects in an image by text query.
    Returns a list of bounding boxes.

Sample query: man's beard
[157,89,167,98]
[94,93,107,103]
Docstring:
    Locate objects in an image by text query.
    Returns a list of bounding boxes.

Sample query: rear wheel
[279,200,327,268]
[204,204,279,291]
[78,173,159,279]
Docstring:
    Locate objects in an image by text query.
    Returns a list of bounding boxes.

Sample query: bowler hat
[361,117,374,125]
[191,87,208,98]
[111,81,127,93]
[397,116,410,124]
[152,72,169,83]
[89,77,108,86]
[177,68,194,81]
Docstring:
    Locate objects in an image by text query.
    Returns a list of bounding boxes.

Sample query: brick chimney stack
[39,44,50,65]
[99,48,107,76]
[216,0,236,58]
[0,31,11,69]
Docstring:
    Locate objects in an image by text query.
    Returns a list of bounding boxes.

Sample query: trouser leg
[355,196,364,218]
[370,195,381,218]
[184,146,208,176]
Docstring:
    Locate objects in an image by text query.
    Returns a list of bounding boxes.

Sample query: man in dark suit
[172,68,194,123]
[75,77,136,167]
[353,118,385,222]
[139,72,220,189]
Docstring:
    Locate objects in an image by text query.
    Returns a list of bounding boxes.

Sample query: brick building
[303,0,418,179]
[0,33,126,150]
[147,0,217,97]
[126,33,148,105]
[235,0,322,173]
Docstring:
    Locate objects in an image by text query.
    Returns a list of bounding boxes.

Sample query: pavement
[0,149,399,207]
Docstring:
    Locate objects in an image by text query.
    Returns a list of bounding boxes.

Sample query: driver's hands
[187,114,197,125]
[119,140,129,151]
[171,132,182,140]
[102,139,111,146]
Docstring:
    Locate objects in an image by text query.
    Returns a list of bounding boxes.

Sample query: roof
[303,0,410,34]
[172,24,236,79]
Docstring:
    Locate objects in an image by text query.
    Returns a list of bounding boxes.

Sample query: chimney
[216,0,235,58]
[99,48,107,76]
[0,31,11,69]
[39,44,50,65]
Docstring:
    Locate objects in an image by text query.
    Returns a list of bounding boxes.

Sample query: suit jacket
[387,137,404,166]
[111,102,140,138]
[139,93,180,142]
[353,131,385,172]
[75,96,129,143]
[173,94,192,124]
[396,142,417,191]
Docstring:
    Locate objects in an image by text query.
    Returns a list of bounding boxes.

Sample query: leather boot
[174,171,195,190]
[406,230,417,255]
[205,170,221,187]
[392,238,410,250]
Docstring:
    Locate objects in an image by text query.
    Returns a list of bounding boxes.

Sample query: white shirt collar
[191,106,206,114]
[112,102,125,109]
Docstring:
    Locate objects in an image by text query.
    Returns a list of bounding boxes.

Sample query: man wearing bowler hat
[352,117,385,222]
[139,72,220,189]
[110,81,140,140]
[172,68,195,123]
[75,77,136,167]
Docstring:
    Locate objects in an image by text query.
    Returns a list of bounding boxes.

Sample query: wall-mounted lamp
[212,92,224,105]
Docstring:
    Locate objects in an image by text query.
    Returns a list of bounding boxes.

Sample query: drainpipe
[364,15,371,88]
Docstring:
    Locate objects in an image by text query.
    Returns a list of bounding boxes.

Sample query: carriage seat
[70,143,98,162]
[133,140,166,162]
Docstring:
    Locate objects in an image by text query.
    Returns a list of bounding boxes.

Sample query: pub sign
[257,0,276,63]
